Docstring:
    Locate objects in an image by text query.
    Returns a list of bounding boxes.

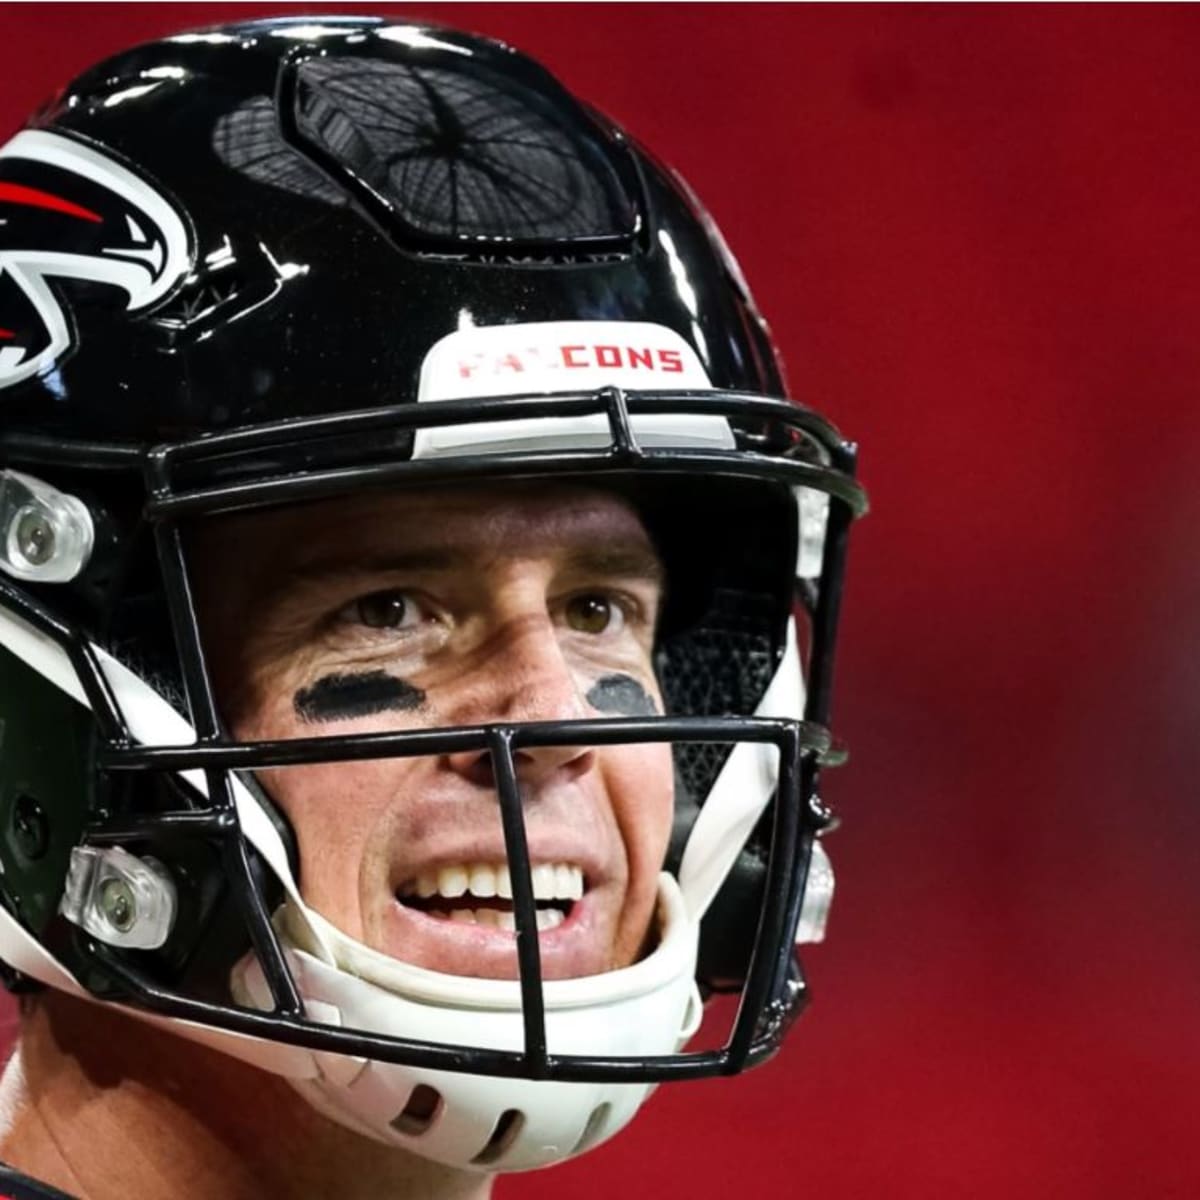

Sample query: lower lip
[381,891,602,980]
[402,893,587,940]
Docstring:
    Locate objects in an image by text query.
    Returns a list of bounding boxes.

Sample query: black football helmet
[0,16,866,1171]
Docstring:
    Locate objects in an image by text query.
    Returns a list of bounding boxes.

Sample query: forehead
[195,481,658,574]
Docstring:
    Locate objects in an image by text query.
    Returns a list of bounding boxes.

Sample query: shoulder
[0,1164,76,1200]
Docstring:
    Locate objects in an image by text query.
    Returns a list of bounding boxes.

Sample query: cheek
[602,741,673,967]
[245,726,411,942]
[607,741,674,884]
[225,663,435,939]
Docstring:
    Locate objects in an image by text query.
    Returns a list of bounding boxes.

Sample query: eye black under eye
[354,590,410,629]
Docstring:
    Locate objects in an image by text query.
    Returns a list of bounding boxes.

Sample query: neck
[0,992,492,1200]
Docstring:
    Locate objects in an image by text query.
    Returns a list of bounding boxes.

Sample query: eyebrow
[280,541,666,589]
[561,544,666,586]
[284,548,460,585]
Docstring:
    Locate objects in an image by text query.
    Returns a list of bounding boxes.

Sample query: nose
[442,615,596,789]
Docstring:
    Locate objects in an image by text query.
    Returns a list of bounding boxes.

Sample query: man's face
[194,482,674,982]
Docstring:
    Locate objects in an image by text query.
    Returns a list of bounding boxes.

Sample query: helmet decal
[0,129,191,390]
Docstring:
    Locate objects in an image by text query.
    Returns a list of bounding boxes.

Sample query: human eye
[334,588,428,632]
[563,591,630,636]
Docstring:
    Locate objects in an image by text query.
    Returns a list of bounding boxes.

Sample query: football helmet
[0,16,867,1172]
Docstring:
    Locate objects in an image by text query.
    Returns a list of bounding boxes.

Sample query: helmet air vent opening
[286,54,640,260]
[389,1083,443,1136]
[570,1103,612,1156]
[470,1108,525,1166]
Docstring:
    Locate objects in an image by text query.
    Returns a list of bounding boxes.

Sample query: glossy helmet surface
[0,16,866,1172]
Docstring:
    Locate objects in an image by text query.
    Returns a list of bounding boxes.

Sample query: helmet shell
[1,16,782,445]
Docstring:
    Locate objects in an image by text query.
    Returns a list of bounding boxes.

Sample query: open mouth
[395,861,585,932]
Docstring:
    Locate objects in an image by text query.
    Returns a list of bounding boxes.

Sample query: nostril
[444,749,496,788]
[445,745,596,790]
[466,754,496,789]
[513,745,596,785]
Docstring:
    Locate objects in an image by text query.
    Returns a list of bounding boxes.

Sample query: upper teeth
[401,862,584,902]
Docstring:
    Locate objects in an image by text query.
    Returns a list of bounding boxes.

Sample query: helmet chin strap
[232,877,701,1171]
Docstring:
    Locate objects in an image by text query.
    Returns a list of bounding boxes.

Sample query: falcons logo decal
[0,129,191,390]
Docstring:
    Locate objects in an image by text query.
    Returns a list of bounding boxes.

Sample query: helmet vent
[471,1108,525,1165]
[213,97,346,207]
[287,55,639,255]
[389,1083,443,1136]
[570,1103,612,1156]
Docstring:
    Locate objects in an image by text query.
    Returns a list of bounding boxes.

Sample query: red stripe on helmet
[0,330,14,339]
[0,181,102,222]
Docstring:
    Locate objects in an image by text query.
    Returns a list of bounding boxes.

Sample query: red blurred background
[3,5,1199,1197]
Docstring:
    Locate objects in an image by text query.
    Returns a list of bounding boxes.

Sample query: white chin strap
[231,878,700,1171]
[0,599,822,1172]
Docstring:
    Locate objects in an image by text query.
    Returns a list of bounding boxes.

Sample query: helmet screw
[12,794,49,861]
[807,793,837,831]
[98,877,136,933]
[14,507,55,566]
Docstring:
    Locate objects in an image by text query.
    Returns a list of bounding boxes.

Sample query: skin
[201,480,674,981]
[0,481,676,1200]
[0,995,487,1200]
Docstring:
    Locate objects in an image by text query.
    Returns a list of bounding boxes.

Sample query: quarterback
[0,16,865,1199]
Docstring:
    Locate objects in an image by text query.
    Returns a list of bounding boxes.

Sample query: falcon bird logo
[0,129,191,390]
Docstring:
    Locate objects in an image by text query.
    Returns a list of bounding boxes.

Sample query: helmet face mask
[0,15,867,1174]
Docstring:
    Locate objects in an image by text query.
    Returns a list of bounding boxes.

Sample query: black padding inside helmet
[647,478,797,989]
[659,586,781,798]
[636,477,796,802]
